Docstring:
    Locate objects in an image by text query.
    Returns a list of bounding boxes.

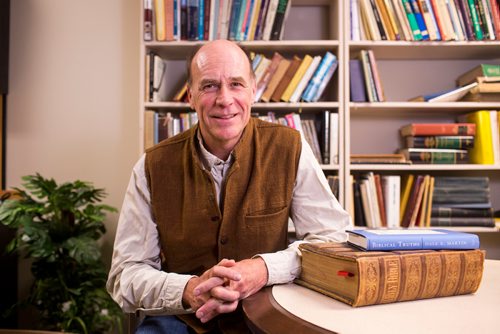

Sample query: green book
[402,0,422,40]
[457,64,500,86]
[467,0,484,40]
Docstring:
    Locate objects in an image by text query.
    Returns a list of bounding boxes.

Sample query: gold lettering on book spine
[420,253,443,299]
[400,255,423,301]
[379,257,401,304]
[357,258,380,306]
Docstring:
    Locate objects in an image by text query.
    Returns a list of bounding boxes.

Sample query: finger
[218,258,236,267]
[211,265,241,281]
[194,276,225,296]
[196,298,239,323]
[210,285,240,302]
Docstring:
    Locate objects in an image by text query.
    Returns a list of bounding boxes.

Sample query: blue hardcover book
[347,229,480,250]
[198,0,204,40]
[187,0,199,40]
[228,0,243,40]
[409,0,430,40]
[349,59,367,102]
[301,52,337,102]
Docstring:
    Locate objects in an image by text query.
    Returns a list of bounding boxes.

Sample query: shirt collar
[196,129,234,170]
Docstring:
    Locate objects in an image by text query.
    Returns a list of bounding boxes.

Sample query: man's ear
[187,85,194,110]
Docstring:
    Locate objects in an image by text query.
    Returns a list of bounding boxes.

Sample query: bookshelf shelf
[350,164,500,171]
[348,41,500,60]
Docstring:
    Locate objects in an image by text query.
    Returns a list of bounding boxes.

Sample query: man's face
[188,41,256,156]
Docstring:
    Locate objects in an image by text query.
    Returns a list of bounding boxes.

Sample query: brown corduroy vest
[145,118,301,332]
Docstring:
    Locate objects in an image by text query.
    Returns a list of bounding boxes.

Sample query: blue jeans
[135,315,192,334]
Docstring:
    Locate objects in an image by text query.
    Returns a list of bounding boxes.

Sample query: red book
[400,123,476,136]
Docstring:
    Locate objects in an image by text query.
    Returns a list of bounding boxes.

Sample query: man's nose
[216,85,233,106]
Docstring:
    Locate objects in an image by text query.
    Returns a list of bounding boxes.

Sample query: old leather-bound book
[296,242,485,307]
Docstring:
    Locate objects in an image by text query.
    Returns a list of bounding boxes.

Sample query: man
[107,40,351,333]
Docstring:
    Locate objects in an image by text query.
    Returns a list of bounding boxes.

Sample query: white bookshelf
[138,0,500,236]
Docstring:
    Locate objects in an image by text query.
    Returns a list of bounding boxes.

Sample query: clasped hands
[182,257,268,323]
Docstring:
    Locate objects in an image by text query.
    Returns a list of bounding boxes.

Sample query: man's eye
[231,82,244,88]
[202,84,218,91]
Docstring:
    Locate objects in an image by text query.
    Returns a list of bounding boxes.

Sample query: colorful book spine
[312,61,338,102]
[405,136,475,149]
[349,59,368,102]
[402,0,424,39]
[281,54,313,102]
[410,0,431,39]
[400,123,476,136]
[144,0,154,41]
[461,110,495,164]
[270,0,290,40]
[347,228,480,250]
[400,148,469,164]
[467,0,484,39]
[301,52,337,102]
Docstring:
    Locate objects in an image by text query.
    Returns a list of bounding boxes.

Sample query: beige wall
[7,0,140,274]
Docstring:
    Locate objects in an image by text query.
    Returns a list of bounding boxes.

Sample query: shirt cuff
[256,248,302,286]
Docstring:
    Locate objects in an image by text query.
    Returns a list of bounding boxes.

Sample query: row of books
[349,50,385,102]
[144,110,199,149]
[261,111,339,165]
[398,110,500,165]
[351,0,500,41]
[144,110,339,165]
[351,173,495,228]
[146,50,339,104]
[410,63,500,102]
[144,0,291,42]
[251,51,338,103]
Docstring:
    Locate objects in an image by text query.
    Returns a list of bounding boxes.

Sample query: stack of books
[349,50,385,102]
[430,176,495,228]
[457,64,500,102]
[350,0,500,42]
[399,123,476,164]
[296,229,485,307]
[144,0,293,42]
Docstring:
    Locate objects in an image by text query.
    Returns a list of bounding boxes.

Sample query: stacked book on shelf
[349,50,385,102]
[252,51,338,103]
[399,122,476,164]
[144,0,292,42]
[296,230,484,307]
[430,176,495,227]
[409,63,500,102]
[351,0,500,41]
[458,64,500,102]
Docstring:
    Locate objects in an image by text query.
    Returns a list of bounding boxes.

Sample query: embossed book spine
[296,242,485,307]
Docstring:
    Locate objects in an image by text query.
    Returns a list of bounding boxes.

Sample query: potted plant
[0,174,122,333]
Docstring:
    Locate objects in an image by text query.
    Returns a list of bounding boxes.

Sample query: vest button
[220,236,228,245]
[211,216,220,222]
